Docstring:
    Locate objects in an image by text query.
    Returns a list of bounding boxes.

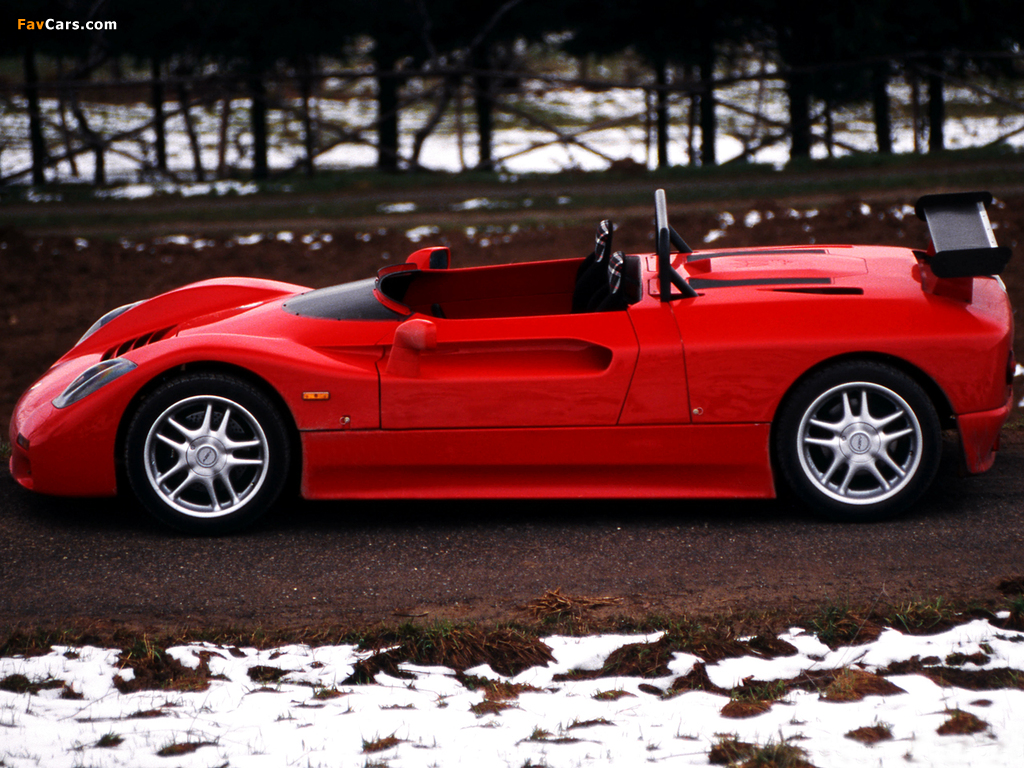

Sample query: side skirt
[300,424,774,500]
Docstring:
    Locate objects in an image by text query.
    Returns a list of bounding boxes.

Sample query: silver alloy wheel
[143,395,270,518]
[796,381,924,506]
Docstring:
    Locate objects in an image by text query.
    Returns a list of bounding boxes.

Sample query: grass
[95,732,124,748]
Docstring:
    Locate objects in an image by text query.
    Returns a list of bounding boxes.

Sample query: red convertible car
[9,190,1014,533]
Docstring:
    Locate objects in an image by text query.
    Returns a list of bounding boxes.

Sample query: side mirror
[386,318,437,377]
[406,246,450,270]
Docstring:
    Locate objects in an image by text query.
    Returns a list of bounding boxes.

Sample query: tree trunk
[871,64,892,155]
[70,93,105,186]
[698,48,717,166]
[151,58,167,173]
[375,59,401,173]
[927,60,945,153]
[654,58,670,169]
[299,57,316,177]
[788,72,813,161]
[24,44,48,185]
[217,96,231,179]
[474,64,494,171]
[910,70,922,153]
[177,81,205,181]
[687,67,698,167]
[56,58,79,178]
[250,74,269,180]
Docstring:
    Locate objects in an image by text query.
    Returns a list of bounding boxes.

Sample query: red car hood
[61,276,307,362]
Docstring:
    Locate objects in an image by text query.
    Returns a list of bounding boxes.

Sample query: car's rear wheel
[125,373,290,534]
[775,361,941,522]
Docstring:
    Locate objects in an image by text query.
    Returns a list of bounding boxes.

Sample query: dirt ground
[3,192,1024,440]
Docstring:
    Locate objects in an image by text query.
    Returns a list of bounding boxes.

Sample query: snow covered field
[3,618,1023,767]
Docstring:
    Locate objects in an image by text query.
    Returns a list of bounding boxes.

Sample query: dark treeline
[7,0,1024,185]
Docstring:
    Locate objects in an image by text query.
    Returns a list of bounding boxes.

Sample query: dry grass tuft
[348,623,554,684]
[247,665,288,684]
[845,723,894,744]
[362,733,402,753]
[114,639,217,694]
[709,735,817,767]
[820,668,905,702]
[720,698,772,719]
[156,740,216,757]
[469,699,515,716]
[0,673,64,695]
[524,587,622,619]
[592,689,634,701]
[937,709,988,735]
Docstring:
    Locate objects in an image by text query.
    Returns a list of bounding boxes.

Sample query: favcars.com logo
[18,18,117,31]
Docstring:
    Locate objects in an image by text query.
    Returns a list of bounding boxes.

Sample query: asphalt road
[2,432,1023,632]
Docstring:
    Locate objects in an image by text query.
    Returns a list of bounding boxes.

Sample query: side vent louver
[102,327,175,360]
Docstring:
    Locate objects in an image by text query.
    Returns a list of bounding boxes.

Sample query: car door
[378,312,639,429]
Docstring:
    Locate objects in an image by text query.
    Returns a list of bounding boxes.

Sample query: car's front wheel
[125,373,290,534]
[775,361,941,522]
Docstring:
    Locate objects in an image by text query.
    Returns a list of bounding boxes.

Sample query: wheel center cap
[196,446,218,467]
[187,437,226,475]
[840,423,879,459]
[849,432,872,454]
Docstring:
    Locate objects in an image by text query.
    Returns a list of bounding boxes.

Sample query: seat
[594,251,642,312]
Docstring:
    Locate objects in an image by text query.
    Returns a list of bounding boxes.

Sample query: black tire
[125,373,291,534]
[774,361,941,522]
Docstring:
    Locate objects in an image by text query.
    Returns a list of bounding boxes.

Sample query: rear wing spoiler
[915,192,1011,278]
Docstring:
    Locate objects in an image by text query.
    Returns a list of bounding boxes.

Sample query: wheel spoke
[866,461,892,491]
[226,456,263,468]
[215,406,233,440]
[880,452,907,478]
[841,392,855,423]
[820,452,846,486]
[809,418,841,434]
[881,427,914,444]
[201,476,221,511]
[155,457,188,484]
[169,470,200,501]
[219,471,241,506]
[804,436,840,448]
[225,438,262,451]
[156,432,187,451]
[838,463,858,495]
[874,409,905,429]
[166,416,193,438]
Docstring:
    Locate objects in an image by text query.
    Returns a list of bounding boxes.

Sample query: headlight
[53,358,137,409]
[76,301,142,346]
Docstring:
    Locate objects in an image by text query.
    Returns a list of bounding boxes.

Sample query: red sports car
[9,191,1014,533]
